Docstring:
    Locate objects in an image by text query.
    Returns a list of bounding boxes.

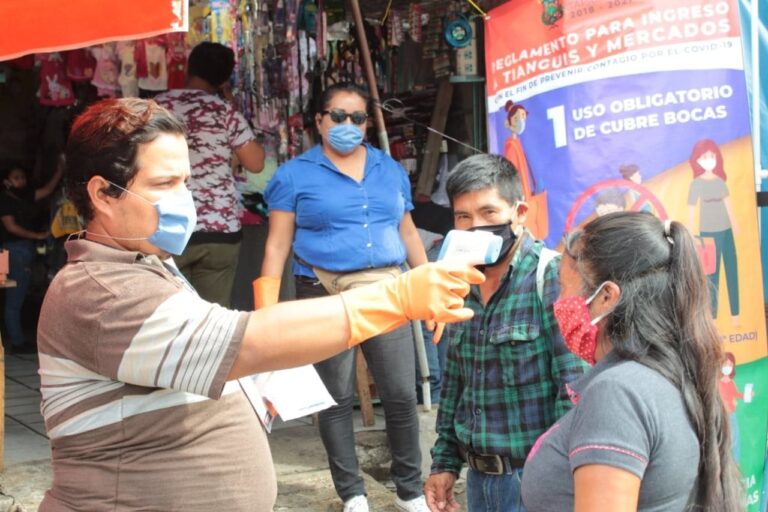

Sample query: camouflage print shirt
[155,89,255,234]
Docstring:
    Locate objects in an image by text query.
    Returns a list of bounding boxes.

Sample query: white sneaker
[395,495,430,512]
[343,495,370,512]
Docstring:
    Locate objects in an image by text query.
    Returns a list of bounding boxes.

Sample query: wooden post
[355,349,375,427]
[416,80,454,196]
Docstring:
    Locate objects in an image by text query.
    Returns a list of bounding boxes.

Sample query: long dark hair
[567,211,741,511]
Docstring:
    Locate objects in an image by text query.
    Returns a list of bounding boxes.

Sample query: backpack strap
[536,247,559,304]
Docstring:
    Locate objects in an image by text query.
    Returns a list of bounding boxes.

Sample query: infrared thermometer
[437,229,503,265]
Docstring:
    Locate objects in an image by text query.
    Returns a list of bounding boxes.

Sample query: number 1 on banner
[547,105,567,148]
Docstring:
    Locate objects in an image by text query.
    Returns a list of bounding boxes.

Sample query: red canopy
[0,0,187,61]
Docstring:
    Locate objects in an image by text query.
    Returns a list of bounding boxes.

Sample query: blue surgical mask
[327,124,364,153]
[97,181,197,255]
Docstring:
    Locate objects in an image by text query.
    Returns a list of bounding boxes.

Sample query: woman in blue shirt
[257,83,429,512]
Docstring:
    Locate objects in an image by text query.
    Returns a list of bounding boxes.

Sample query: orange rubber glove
[340,261,484,347]
[253,276,281,309]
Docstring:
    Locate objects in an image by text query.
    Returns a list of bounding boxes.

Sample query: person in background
[0,163,62,352]
[257,83,431,512]
[36,97,483,511]
[425,154,588,512]
[155,41,265,307]
[719,352,743,462]
[521,212,742,512]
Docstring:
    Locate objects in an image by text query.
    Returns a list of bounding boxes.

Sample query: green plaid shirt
[431,234,590,474]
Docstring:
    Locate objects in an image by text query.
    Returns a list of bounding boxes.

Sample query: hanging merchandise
[444,13,472,48]
[297,0,317,34]
[210,0,237,44]
[64,49,95,82]
[117,41,139,97]
[138,37,169,91]
[90,43,121,97]
[37,53,75,106]
[409,4,423,43]
[166,33,188,89]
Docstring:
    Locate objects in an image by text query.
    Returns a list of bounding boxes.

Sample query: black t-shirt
[0,187,40,243]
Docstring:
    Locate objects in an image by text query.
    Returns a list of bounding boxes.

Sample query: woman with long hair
[521,211,742,511]
[687,138,740,323]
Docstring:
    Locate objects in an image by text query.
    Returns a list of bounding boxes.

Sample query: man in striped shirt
[37,98,483,511]
[424,155,589,512]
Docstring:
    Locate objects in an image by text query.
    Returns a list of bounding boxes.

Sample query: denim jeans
[295,278,423,502]
[3,240,36,347]
[466,468,525,512]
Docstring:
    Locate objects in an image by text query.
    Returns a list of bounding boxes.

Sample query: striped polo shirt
[36,239,276,511]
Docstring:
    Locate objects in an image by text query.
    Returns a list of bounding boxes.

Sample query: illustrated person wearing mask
[0,163,63,352]
[155,42,265,307]
[36,98,484,511]
[719,352,743,462]
[686,138,739,323]
[257,83,431,512]
[521,212,742,512]
[424,154,588,512]
[502,100,548,240]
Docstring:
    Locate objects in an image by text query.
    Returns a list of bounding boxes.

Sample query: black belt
[460,446,525,475]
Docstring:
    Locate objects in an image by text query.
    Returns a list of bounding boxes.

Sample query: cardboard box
[0,250,8,284]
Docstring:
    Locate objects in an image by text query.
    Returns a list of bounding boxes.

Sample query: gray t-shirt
[521,352,699,511]
[688,177,731,233]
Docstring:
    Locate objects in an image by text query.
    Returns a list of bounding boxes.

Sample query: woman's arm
[230,261,484,377]
[35,157,65,201]
[574,464,641,512]
[400,212,427,268]
[1,215,47,240]
[234,140,266,174]
[261,210,296,278]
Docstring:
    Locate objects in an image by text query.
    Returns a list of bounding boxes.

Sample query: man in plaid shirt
[424,154,589,512]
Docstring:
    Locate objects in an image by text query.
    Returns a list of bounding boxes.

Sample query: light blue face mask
[327,124,364,153]
[102,181,197,255]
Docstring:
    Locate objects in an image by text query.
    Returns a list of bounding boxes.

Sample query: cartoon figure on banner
[719,352,754,462]
[593,188,625,217]
[503,100,549,240]
[563,178,667,237]
[687,139,740,323]
[619,164,652,213]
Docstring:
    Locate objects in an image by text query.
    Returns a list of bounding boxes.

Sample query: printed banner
[0,0,188,61]
[485,1,767,508]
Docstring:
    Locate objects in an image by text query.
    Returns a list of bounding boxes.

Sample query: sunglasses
[322,109,368,125]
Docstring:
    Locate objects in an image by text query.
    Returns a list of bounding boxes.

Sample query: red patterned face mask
[553,283,608,365]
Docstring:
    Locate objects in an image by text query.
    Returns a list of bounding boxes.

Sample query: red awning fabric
[0,0,188,61]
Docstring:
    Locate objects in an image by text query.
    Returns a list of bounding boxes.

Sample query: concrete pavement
[1,352,467,511]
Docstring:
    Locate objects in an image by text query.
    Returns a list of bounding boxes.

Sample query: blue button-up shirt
[265,144,414,277]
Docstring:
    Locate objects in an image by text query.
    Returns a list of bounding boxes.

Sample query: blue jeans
[296,278,422,502]
[466,468,525,512]
[3,240,36,347]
